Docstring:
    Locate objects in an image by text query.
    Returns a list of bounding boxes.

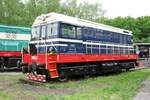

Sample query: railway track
[0,67,21,72]
[0,66,148,86]
[0,66,147,73]
[131,66,148,70]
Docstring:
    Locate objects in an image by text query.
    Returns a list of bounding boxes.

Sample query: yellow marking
[49,69,57,71]
[48,61,56,64]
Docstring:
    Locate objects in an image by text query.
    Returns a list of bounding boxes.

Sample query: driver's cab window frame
[47,22,58,38]
[31,26,40,40]
[40,25,47,39]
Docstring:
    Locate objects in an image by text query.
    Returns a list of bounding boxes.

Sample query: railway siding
[0,68,150,100]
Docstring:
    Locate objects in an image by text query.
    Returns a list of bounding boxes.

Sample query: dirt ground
[134,76,150,100]
[0,72,80,100]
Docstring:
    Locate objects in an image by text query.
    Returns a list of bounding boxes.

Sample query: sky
[78,0,150,18]
[23,0,150,18]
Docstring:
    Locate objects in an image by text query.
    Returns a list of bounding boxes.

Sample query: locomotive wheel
[58,70,68,81]
[126,68,130,71]
[59,76,68,82]
[0,66,4,71]
[59,70,68,81]
[58,64,68,81]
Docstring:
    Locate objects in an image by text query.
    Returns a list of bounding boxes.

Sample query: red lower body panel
[0,51,21,57]
[24,54,138,64]
[23,54,138,81]
[57,54,138,63]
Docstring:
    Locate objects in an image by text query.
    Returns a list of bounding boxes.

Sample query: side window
[61,24,76,38]
[47,24,51,36]
[69,26,76,38]
[61,24,69,38]
[41,25,46,38]
[47,23,58,38]
[120,34,123,44]
[128,35,132,44]
[51,23,58,35]
[77,27,82,39]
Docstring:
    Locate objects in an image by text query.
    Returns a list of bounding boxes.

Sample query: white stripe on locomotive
[30,38,133,48]
[0,32,31,41]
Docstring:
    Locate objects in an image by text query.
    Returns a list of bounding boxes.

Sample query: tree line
[0,0,149,43]
[0,0,104,26]
[97,16,150,43]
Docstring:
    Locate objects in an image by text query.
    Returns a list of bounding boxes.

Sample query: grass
[42,69,150,100]
[0,69,150,100]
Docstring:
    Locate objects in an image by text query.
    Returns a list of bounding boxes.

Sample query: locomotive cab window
[41,25,46,39]
[32,26,40,40]
[77,27,82,39]
[61,23,76,38]
[47,23,58,38]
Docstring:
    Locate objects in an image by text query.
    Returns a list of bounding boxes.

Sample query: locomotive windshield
[31,22,58,40]
[47,23,58,38]
[32,26,40,40]
[41,25,46,38]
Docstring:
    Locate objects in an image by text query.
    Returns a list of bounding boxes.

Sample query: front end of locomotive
[21,13,60,82]
[21,52,59,82]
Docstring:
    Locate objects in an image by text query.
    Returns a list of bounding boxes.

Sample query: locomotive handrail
[38,38,58,69]
[48,40,58,53]
[85,40,135,55]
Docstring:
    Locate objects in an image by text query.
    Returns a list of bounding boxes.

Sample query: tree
[0,0,105,26]
[96,16,150,43]
[0,0,25,26]
[60,0,106,21]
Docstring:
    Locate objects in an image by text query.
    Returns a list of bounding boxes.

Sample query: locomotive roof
[33,12,132,35]
[0,24,31,30]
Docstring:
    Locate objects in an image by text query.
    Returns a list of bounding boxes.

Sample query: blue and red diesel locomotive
[22,13,138,82]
